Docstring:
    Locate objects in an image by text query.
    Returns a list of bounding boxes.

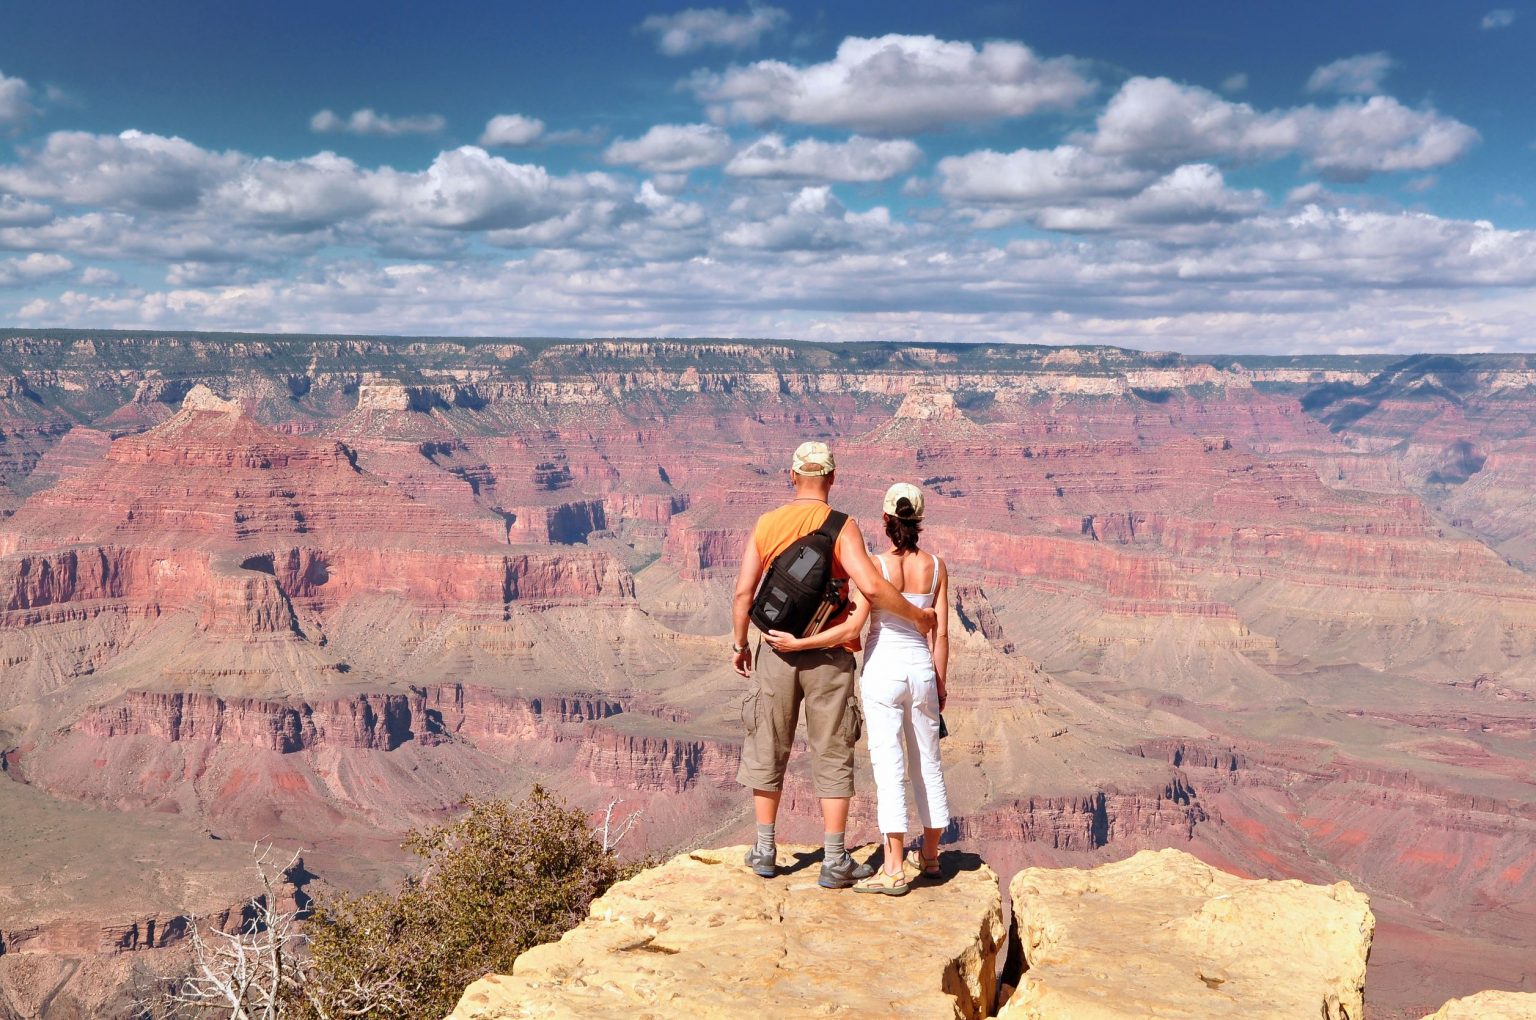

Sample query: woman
[765,481,949,896]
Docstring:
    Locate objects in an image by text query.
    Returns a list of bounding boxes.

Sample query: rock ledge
[449,845,1004,1019]
[1001,847,1374,1019]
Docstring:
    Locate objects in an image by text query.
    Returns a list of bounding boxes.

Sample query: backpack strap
[928,553,941,597]
[816,509,848,544]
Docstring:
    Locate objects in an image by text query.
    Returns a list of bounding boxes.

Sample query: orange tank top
[752,501,860,652]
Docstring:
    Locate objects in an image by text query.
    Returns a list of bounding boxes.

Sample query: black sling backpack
[749,510,849,639]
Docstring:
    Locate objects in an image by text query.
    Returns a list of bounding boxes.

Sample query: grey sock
[755,823,776,856]
[824,831,845,861]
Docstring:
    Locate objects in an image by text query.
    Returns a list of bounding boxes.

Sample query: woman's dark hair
[883,497,922,553]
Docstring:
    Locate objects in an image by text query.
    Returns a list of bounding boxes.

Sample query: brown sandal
[906,850,941,880]
[854,868,910,896]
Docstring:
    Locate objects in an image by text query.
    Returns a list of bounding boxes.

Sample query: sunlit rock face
[1000,848,1373,1020]
[448,845,1005,1020]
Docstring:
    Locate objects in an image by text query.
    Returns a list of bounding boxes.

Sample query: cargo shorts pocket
[740,688,760,737]
[843,694,864,743]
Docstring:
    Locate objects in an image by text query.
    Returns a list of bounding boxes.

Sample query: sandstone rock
[1000,848,1373,1020]
[1421,991,1536,1019]
[181,383,241,415]
[449,845,1004,1019]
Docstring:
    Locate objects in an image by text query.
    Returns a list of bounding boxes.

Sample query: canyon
[0,332,1534,1018]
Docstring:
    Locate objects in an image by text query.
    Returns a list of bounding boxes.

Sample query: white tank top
[865,552,939,657]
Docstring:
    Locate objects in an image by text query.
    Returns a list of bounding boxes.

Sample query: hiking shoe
[744,845,777,878]
[818,852,876,889]
[853,868,910,896]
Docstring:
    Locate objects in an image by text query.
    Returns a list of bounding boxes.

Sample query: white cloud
[480,114,546,147]
[0,194,52,226]
[1033,164,1268,233]
[0,130,241,209]
[720,185,902,250]
[1303,97,1479,177]
[79,266,122,286]
[692,34,1095,133]
[1220,73,1248,94]
[310,108,446,136]
[1085,77,1477,179]
[12,206,1536,355]
[1307,53,1394,95]
[725,134,922,182]
[0,131,633,260]
[0,69,35,130]
[0,252,72,286]
[603,123,733,172]
[640,5,789,55]
[937,144,1149,203]
[1482,9,1516,29]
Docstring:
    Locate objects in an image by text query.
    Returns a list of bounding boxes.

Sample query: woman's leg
[860,658,911,860]
[905,665,950,837]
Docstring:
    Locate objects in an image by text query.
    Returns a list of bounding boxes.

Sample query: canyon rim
[0,333,1533,1017]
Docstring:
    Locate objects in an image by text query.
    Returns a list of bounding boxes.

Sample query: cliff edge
[1001,848,1374,1019]
[448,845,1004,1019]
[1420,990,1536,1019]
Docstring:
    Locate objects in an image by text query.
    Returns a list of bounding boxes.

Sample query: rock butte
[1001,848,1372,1019]
[448,845,1004,1020]
[1,334,1535,1016]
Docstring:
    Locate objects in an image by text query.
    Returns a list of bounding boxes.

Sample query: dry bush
[298,786,637,1019]
[154,787,640,1020]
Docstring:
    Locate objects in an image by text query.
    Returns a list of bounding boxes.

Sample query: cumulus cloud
[725,134,922,182]
[0,194,53,226]
[720,185,902,250]
[310,108,446,136]
[0,252,72,286]
[692,34,1094,133]
[937,145,1149,203]
[0,130,633,260]
[1033,164,1268,233]
[0,130,241,210]
[1084,77,1477,179]
[1307,53,1394,95]
[0,69,35,130]
[79,265,122,286]
[12,203,1536,356]
[1482,9,1516,28]
[640,5,788,55]
[480,114,546,147]
[603,123,733,172]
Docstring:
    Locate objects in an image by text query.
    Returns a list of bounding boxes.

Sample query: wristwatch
[731,641,749,654]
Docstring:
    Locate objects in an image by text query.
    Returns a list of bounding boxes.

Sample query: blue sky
[0,0,1532,352]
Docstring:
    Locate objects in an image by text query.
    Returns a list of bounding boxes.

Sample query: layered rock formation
[449,845,1004,1020]
[3,334,1536,1016]
[1001,848,1374,1019]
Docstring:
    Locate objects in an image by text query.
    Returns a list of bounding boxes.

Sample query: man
[731,440,938,888]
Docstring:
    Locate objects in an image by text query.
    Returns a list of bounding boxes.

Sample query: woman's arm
[764,592,870,653]
[930,559,949,710]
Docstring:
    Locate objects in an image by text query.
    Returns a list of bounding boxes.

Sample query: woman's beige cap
[883,481,924,520]
[791,440,835,476]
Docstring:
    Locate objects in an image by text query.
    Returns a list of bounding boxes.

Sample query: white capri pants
[860,652,950,836]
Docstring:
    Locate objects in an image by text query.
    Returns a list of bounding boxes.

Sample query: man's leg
[736,644,800,877]
[755,789,783,825]
[820,795,848,833]
[800,648,871,888]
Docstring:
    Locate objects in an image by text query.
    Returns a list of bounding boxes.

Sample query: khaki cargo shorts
[736,642,862,798]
